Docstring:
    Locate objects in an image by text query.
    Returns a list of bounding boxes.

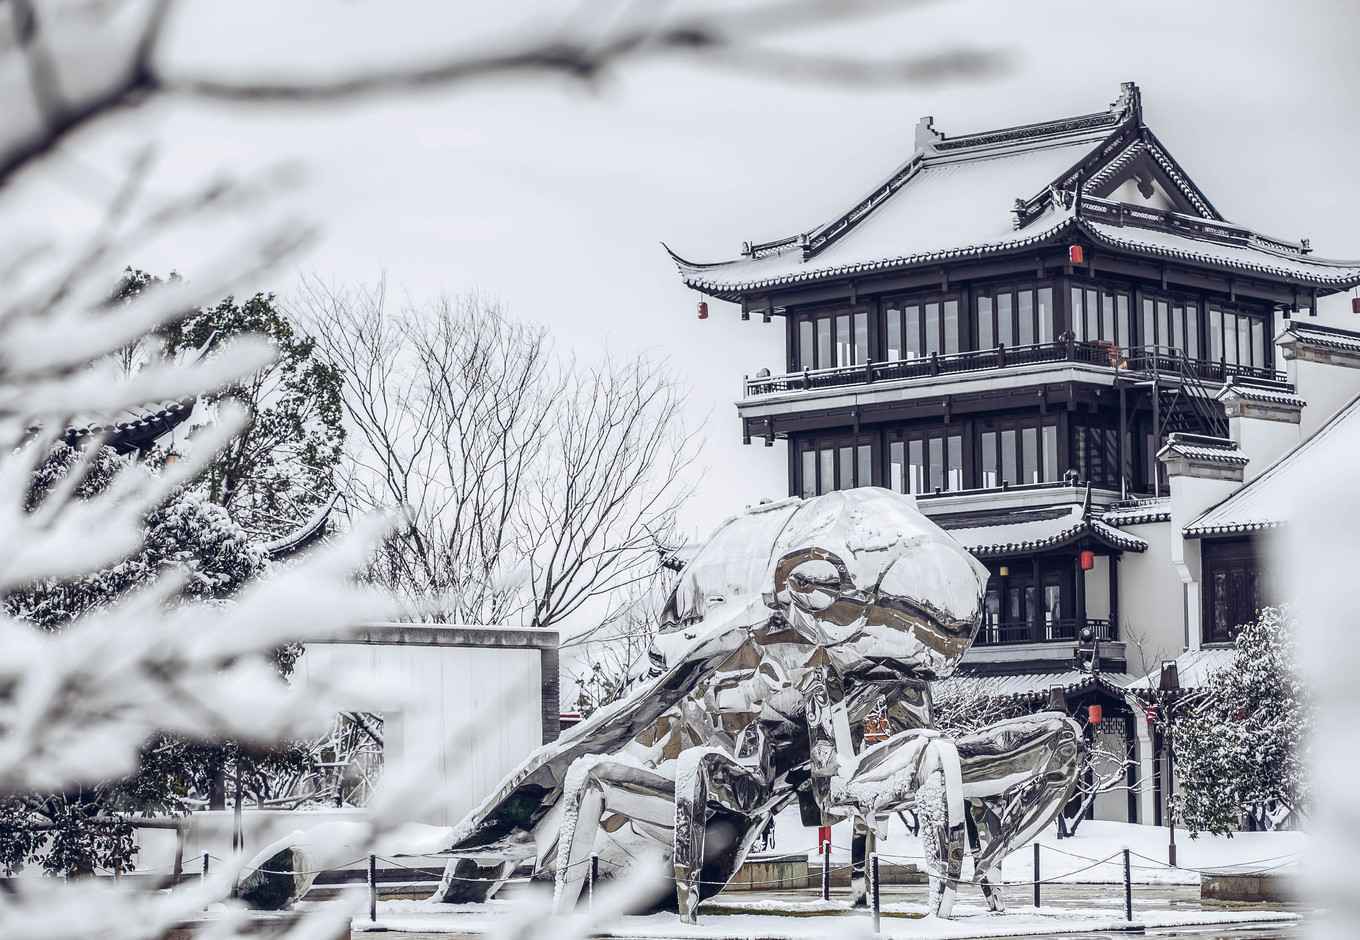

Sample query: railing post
[865,358,873,384]
[589,853,598,911]
[803,369,811,390]
[930,351,939,376]
[1033,842,1041,908]
[871,852,881,935]
[821,837,831,901]
[1123,848,1133,921]
[998,343,1006,368]
[202,852,209,882]
[368,854,377,923]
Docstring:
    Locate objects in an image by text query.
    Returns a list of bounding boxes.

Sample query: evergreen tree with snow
[1173,606,1309,836]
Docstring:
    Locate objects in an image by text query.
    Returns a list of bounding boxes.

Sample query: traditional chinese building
[668,82,1360,824]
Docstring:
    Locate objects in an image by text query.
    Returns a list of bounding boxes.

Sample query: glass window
[1071,287,1084,341]
[925,302,941,355]
[801,450,816,498]
[905,305,922,359]
[886,308,902,361]
[1074,426,1089,482]
[977,295,994,350]
[909,440,924,495]
[1085,289,1099,341]
[1000,429,1017,485]
[1142,297,1156,348]
[1209,308,1223,362]
[799,320,814,369]
[1038,287,1054,344]
[1017,291,1034,346]
[1042,425,1059,483]
[943,300,959,355]
[835,314,851,366]
[854,312,869,364]
[856,444,872,487]
[1170,305,1184,354]
[1186,303,1200,359]
[838,446,853,490]
[1044,583,1062,630]
[1101,293,1116,343]
[1116,295,1130,351]
[890,441,904,492]
[819,449,834,496]
[947,435,963,491]
[928,437,944,492]
[997,293,1014,347]
[817,318,831,367]
[1251,319,1265,369]
[1237,316,1251,370]
[1022,426,1038,484]
[981,431,998,488]
[1157,301,1171,353]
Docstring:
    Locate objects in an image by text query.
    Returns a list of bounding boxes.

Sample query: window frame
[973,281,1056,351]
[883,290,963,361]
[793,304,873,370]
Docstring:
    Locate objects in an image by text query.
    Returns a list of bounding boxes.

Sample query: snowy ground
[769,812,1305,886]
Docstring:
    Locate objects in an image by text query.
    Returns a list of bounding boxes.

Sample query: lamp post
[1159,660,1180,867]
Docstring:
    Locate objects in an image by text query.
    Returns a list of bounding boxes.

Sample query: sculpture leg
[957,713,1083,882]
[978,872,1005,913]
[673,748,769,925]
[849,817,869,908]
[552,755,675,914]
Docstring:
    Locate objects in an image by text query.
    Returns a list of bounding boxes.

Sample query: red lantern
[697,301,709,320]
[1088,703,1103,726]
[1068,244,1085,265]
[1079,549,1096,571]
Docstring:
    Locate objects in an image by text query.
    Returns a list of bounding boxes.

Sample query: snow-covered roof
[62,398,195,455]
[1185,391,1360,538]
[263,491,339,561]
[1128,647,1234,692]
[1102,497,1171,527]
[1277,320,1360,355]
[938,669,1132,702]
[1157,433,1249,467]
[1216,381,1306,409]
[940,502,1148,557]
[669,82,1360,301]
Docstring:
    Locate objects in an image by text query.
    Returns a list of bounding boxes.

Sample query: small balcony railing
[974,617,1116,647]
[744,340,1287,397]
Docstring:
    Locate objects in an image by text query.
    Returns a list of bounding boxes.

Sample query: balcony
[975,617,1116,647]
[744,340,1287,398]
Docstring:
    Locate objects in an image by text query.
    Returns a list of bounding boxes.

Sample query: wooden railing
[744,340,1287,397]
[974,617,1116,647]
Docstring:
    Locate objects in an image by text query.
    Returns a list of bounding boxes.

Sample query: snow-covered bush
[1174,606,1309,836]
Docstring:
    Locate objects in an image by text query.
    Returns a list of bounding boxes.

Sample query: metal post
[1123,848,1133,921]
[1167,712,1178,867]
[1033,842,1041,908]
[589,854,598,911]
[821,838,831,901]
[202,852,209,882]
[871,852,881,935]
[368,854,377,922]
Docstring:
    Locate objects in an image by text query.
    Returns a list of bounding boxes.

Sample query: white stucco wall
[1115,522,1184,675]
[1289,354,1360,439]
[1229,412,1299,481]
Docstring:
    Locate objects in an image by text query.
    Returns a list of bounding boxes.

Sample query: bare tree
[295,280,695,629]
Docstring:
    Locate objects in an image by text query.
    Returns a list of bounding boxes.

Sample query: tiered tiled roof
[1102,497,1171,527]
[1216,380,1306,409]
[62,399,195,455]
[1185,391,1360,538]
[938,669,1133,703]
[940,502,1147,558]
[669,82,1360,301]
[1278,320,1360,355]
[1158,433,1250,467]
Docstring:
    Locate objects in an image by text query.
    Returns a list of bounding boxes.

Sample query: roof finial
[914,115,943,154]
[1112,81,1142,124]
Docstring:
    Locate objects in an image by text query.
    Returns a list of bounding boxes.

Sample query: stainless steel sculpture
[238,488,1082,920]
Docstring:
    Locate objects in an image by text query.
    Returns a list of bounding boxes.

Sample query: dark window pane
[998,293,1014,347]
[801,450,816,498]
[854,312,869,364]
[909,440,924,494]
[981,431,998,488]
[817,318,831,367]
[836,314,851,366]
[1074,426,1089,482]
[857,444,872,486]
[1000,429,1017,485]
[943,300,960,354]
[799,320,814,369]
[890,440,905,492]
[1038,287,1054,344]
[838,446,853,490]
[1022,426,1039,484]
[925,302,941,355]
[905,306,922,359]
[1071,287,1084,341]
[947,435,962,491]
[977,295,994,349]
[1042,425,1058,483]
[819,449,834,496]
[1017,291,1034,346]
[886,308,902,361]
[929,437,944,492]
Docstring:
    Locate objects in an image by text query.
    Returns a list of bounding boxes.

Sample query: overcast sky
[17,0,1360,541]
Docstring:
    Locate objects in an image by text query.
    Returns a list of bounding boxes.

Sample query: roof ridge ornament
[1110,81,1141,123]
[915,115,944,155]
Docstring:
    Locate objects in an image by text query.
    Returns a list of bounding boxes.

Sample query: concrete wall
[1115,522,1184,675]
